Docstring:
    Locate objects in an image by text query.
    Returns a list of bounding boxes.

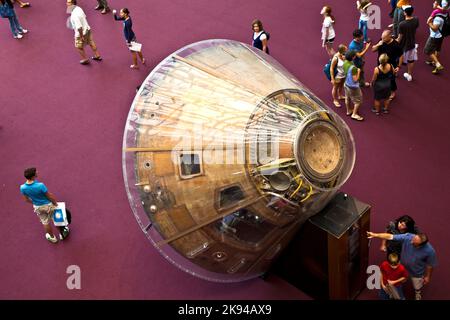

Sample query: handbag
[0,3,14,18]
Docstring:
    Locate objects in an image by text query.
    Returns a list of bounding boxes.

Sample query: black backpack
[436,13,450,37]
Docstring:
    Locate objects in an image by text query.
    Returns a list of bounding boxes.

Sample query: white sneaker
[20,29,28,34]
[45,233,58,244]
[403,73,413,81]
[14,34,23,39]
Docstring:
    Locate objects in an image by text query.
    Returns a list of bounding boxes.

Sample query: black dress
[373,65,394,100]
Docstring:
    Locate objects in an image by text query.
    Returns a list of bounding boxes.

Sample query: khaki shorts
[75,30,97,49]
[411,277,424,291]
[344,86,362,105]
[33,203,56,225]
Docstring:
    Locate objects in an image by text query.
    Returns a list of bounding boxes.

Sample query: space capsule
[122,40,355,282]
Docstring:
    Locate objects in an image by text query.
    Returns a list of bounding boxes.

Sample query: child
[379,253,408,300]
[429,0,449,18]
[357,0,372,43]
[113,8,146,69]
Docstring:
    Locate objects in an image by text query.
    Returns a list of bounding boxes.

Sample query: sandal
[20,2,30,8]
[91,56,103,61]
[346,111,352,116]
[80,59,90,65]
[333,100,341,107]
[351,114,364,121]
[383,108,389,114]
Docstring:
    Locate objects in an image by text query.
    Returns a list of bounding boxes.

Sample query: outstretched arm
[367,232,394,240]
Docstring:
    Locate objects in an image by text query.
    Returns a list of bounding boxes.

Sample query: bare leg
[332,83,340,106]
[77,48,88,61]
[352,103,362,118]
[374,100,381,113]
[131,51,138,67]
[407,62,415,76]
[326,43,335,57]
[338,82,345,99]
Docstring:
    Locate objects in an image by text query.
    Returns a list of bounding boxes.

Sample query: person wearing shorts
[67,0,102,65]
[20,168,69,243]
[367,231,437,300]
[397,6,419,81]
[424,1,448,74]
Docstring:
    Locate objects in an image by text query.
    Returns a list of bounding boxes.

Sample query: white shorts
[403,45,418,63]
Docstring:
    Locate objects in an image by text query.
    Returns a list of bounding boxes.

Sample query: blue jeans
[359,20,368,43]
[392,7,405,37]
[7,12,24,37]
[379,286,405,300]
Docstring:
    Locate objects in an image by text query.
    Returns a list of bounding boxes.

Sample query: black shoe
[91,56,103,61]
[94,5,103,10]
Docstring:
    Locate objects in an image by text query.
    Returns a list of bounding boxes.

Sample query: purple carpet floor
[0,0,449,299]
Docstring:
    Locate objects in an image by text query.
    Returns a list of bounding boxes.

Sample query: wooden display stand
[271,192,371,300]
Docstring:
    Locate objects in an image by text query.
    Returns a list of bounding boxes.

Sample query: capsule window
[217,208,273,246]
[219,185,245,209]
[179,152,202,179]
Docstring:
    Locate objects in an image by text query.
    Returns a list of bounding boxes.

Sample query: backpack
[263,31,270,41]
[323,57,338,81]
[436,13,450,37]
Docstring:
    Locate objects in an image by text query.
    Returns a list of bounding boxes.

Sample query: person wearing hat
[356,0,372,43]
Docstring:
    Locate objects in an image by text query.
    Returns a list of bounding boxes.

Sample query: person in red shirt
[379,253,408,299]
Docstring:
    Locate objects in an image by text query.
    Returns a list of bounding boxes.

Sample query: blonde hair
[338,44,347,54]
[379,53,389,65]
[388,253,399,266]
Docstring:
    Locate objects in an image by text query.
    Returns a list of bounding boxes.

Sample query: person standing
[372,30,403,100]
[424,0,448,74]
[330,44,347,107]
[380,214,420,258]
[348,29,371,88]
[397,6,419,81]
[20,168,69,243]
[367,231,437,300]
[66,0,102,65]
[392,0,412,38]
[356,0,372,43]
[0,0,28,39]
[251,19,269,54]
[94,0,109,14]
[343,50,364,121]
[320,5,336,57]
[379,253,408,300]
[371,53,395,115]
[113,8,146,69]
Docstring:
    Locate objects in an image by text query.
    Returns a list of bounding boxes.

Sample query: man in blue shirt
[20,168,69,243]
[348,29,371,87]
[367,231,437,300]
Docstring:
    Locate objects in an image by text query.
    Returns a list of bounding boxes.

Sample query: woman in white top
[321,6,336,57]
[357,0,372,43]
[330,44,347,107]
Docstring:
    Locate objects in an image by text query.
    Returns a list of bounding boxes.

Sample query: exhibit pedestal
[271,192,371,300]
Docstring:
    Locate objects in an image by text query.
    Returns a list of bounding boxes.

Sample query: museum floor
[0,0,448,299]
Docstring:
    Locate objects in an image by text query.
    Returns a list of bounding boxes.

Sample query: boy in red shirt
[379,253,408,299]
